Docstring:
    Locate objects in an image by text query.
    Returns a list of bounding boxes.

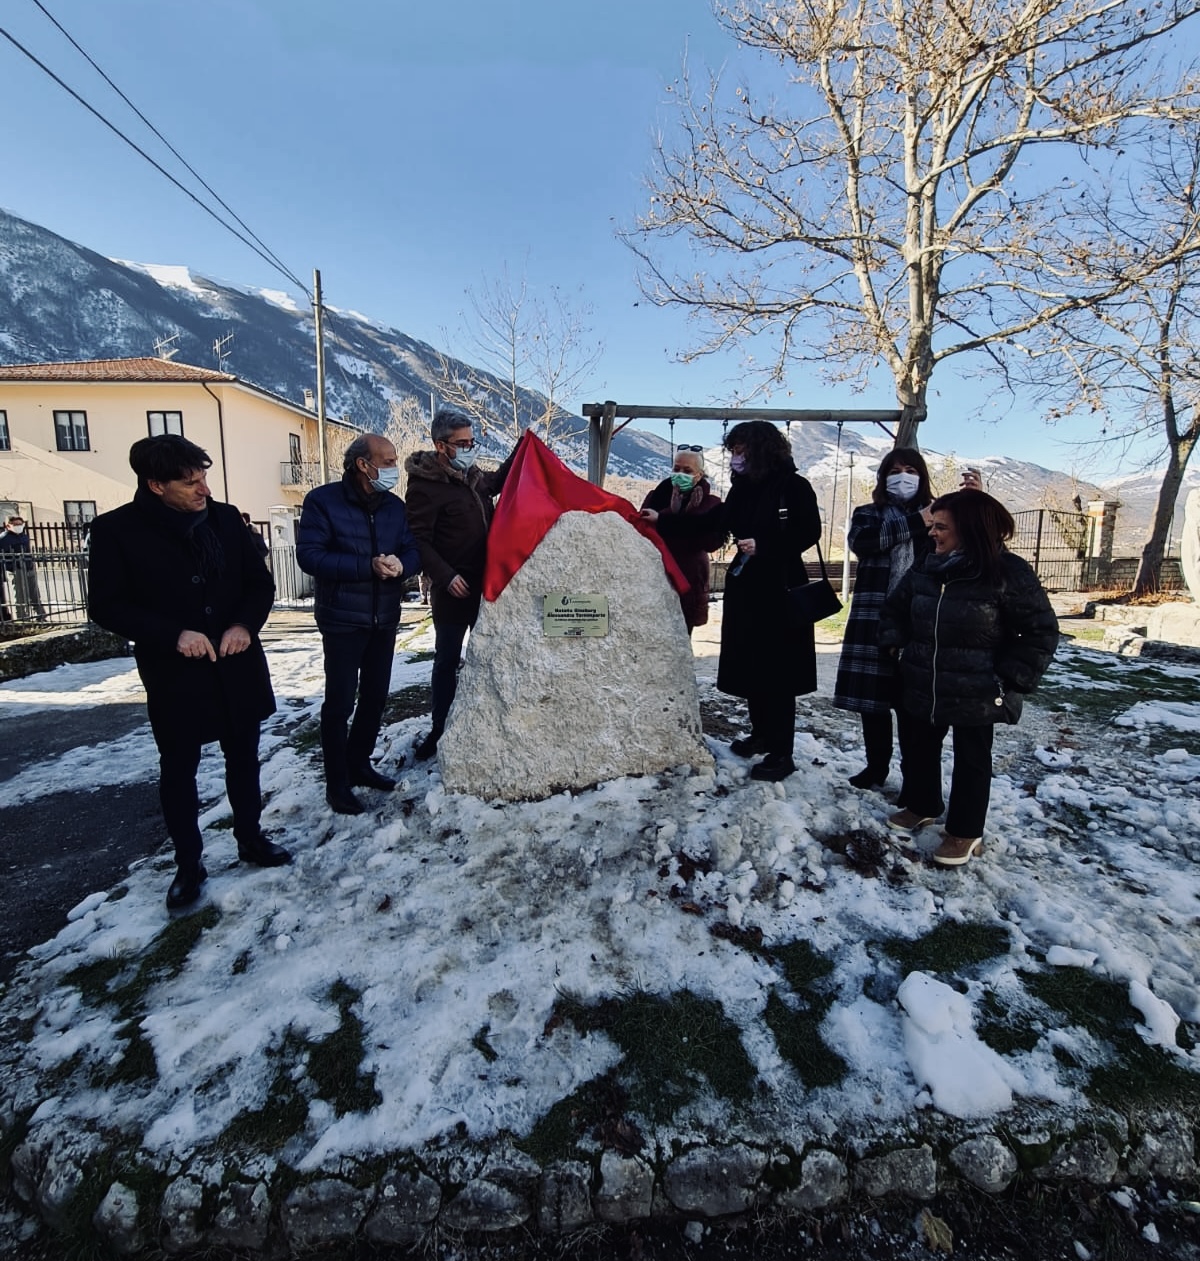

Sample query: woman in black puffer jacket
[878,491,1058,866]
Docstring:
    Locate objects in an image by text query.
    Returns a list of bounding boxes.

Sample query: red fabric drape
[482,431,690,602]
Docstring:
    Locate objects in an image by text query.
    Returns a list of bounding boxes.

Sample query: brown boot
[933,833,983,866]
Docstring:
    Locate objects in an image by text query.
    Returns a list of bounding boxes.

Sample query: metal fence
[1008,508,1094,592]
[1,552,90,628]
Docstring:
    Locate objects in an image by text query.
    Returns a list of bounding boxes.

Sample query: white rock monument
[439,510,714,800]
[1145,487,1200,648]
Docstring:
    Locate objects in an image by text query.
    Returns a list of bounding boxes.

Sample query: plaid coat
[832,501,931,715]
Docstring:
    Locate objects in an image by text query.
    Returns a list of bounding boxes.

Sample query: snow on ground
[3,610,1200,1171]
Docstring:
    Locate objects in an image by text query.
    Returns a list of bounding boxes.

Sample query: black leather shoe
[166,862,207,911]
[848,766,889,789]
[326,786,365,815]
[237,835,293,867]
[349,765,396,791]
[413,731,440,761]
[750,754,797,782]
[730,734,769,757]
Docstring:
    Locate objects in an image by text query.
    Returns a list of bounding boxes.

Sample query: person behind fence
[87,435,291,911]
[638,445,725,634]
[242,511,270,564]
[0,514,48,621]
[296,434,421,815]
[403,409,520,761]
[878,490,1059,866]
[718,420,822,783]
[832,449,937,789]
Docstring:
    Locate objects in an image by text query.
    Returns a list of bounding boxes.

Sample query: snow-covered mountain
[0,206,1193,548]
[0,208,667,477]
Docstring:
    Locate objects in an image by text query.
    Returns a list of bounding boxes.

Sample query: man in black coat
[88,435,291,911]
[296,434,421,815]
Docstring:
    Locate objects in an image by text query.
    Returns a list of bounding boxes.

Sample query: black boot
[167,862,208,910]
[750,754,796,782]
[414,730,441,761]
[848,766,889,789]
[326,786,365,815]
[349,764,396,791]
[237,834,293,866]
[730,733,769,757]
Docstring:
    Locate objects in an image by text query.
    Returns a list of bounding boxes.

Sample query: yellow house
[0,357,360,526]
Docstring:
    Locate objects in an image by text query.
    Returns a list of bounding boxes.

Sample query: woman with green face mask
[638,446,725,633]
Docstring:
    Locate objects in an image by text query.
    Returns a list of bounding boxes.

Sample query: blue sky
[0,0,1156,477]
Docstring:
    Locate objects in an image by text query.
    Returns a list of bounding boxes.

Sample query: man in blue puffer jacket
[298,434,421,814]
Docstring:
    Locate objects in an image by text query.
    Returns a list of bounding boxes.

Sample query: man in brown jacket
[404,410,518,759]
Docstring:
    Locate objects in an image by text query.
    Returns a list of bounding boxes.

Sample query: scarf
[883,499,915,594]
[135,486,226,580]
[668,479,707,515]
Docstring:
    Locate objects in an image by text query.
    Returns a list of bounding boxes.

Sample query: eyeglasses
[443,439,476,450]
[676,444,704,452]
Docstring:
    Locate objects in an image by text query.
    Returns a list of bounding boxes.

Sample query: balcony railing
[279,461,323,487]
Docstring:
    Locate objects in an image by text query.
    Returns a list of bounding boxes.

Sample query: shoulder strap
[780,488,831,581]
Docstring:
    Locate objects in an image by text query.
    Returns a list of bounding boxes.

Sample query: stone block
[855,1145,937,1200]
[281,1178,371,1251]
[1044,1136,1120,1184]
[776,1148,848,1211]
[440,1178,529,1231]
[1146,603,1200,650]
[595,1151,654,1222]
[208,1180,271,1252]
[1128,1116,1197,1183]
[441,512,713,801]
[363,1167,441,1245]
[160,1176,206,1254]
[538,1161,593,1234]
[949,1136,1018,1193]
[663,1145,768,1217]
[92,1182,145,1256]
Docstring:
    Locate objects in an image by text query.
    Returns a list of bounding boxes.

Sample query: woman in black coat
[833,448,934,789]
[878,491,1059,866]
[718,421,822,782]
[639,445,725,633]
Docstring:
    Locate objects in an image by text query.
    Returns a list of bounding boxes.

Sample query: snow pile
[2,620,1200,1172]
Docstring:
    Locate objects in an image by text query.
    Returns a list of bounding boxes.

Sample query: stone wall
[0,623,128,683]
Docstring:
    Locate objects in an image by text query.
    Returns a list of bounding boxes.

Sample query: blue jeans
[320,627,397,789]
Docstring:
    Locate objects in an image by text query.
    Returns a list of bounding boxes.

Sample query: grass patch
[307,980,382,1116]
[208,814,234,831]
[763,989,848,1088]
[220,1035,310,1152]
[976,990,1043,1055]
[554,989,754,1121]
[405,650,435,663]
[62,954,129,1005]
[881,920,1011,976]
[518,1071,632,1164]
[104,1019,157,1086]
[774,939,835,991]
[382,684,433,724]
[290,720,322,754]
[1024,968,1200,1111]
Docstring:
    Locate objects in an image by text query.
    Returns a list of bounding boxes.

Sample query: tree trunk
[1132,436,1195,596]
[894,400,926,449]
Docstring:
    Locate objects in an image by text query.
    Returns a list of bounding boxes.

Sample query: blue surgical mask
[450,446,478,472]
[730,454,747,474]
[671,472,696,491]
[368,464,399,493]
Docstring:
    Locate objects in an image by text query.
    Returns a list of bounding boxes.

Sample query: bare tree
[631,0,1200,447]
[384,395,432,494]
[433,266,602,450]
[1015,128,1200,594]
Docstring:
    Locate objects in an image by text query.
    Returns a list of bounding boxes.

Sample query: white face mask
[886,472,920,501]
[5,522,24,534]
[449,446,478,472]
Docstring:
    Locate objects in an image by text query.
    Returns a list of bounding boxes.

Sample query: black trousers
[159,723,262,868]
[320,627,397,789]
[430,619,470,737]
[860,711,894,776]
[896,710,995,838]
[747,691,796,758]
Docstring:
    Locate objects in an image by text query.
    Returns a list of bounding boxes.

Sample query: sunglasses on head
[676,444,704,452]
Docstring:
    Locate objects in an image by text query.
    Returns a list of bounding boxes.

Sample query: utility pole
[841,451,855,602]
[314,268,328,484]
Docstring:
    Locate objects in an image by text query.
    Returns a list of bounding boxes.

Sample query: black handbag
[785,540,843,627]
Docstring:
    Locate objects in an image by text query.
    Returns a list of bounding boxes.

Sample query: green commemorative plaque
[542,593,610,638]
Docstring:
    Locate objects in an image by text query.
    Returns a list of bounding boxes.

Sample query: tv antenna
[213,331,234,372]
[153,333,180,361]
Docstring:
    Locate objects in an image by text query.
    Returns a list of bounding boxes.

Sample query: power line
[28,0,305,296]
[0,19,309,297]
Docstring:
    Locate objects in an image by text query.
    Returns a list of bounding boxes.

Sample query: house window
[147,410,183,436]
[64,500,97,527]
[0,411,9,451]
[54,411,90,452]
[287,433,303,484]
